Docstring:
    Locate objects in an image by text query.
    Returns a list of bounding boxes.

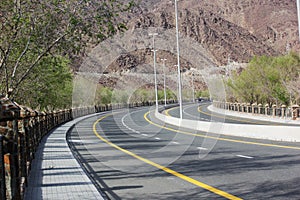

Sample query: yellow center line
[165,104,257,124]
[93,114,242,200]
[165,106,177,117]
[144,111,300,150]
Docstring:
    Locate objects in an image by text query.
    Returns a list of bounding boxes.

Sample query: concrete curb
[155,109,300,142]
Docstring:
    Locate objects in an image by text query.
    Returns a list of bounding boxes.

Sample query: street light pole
[161,58,167,107]
[149,33,159,112]
[297,0,300,41]
[191,72,195,103]
[174,0,183,119]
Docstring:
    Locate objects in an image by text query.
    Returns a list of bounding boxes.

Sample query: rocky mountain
[195,0,299,52]
[81,0,299,91]
[130,0,298,65]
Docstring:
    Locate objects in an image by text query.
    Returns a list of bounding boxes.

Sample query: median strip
[151,110,300,148]
[198,105,269,125]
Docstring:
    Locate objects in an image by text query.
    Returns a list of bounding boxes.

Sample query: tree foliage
[195,90,210,99]
[17,56,73,109]
[227,53,300,105]
[0,0,135,109]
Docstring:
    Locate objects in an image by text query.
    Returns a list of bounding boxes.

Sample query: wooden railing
[0,97,178,200]
[213,101,300,120]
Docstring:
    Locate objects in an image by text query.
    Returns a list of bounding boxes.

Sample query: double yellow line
[93,113,242,200]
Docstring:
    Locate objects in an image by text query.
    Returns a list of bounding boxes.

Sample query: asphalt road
[166,102,297,126]
[67,104,300,199]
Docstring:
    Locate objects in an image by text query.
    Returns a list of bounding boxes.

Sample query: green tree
[95,86,113,105]
[16,55,73,110]
[227,53,300,105]
[196,90,210,99]
[0,0,135,108]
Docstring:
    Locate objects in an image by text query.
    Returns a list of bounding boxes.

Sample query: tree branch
[11,33,32,87]
[12,33,67,93]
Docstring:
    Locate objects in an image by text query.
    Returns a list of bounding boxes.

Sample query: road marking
[183,104,202,119]
[68,139,82,143]
[121,111,141,134]
[165,107,175,117]
[197,105,272,125]
[197,147,208,151]
[93,114,242,200]
[166,104,278,125]
[236,155,254,159]
[165,104,210,119]
[68,139,100,144]
[144,111,300,150]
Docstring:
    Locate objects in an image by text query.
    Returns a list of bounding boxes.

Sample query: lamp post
[161,58,167,107]
[149,33,159,111]
[191,72,195,103]
[297,0,300,41]
[174,0,183,119]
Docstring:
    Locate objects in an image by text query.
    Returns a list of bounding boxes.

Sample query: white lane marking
[171,141,179,144]
[68,139,82,143]
[182,104,211,122]
[142,134,149,137]
[236,155,254,159]
[183,104,201,119]
[200,117,209,121]
[68,139,100,144]
[154,137,161,140]
[197,147,208,150]
[128,127,140,134]
[121,111,141,134]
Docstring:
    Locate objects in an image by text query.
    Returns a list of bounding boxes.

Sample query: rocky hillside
[130,0,298,65]
[195,0,299,52]
[82,0,299,91]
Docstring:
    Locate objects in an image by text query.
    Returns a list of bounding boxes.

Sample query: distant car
[198,97,210,102]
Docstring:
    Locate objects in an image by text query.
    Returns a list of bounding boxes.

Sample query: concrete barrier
[155,110,300,142]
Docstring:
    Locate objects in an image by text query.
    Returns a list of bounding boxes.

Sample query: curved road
[166,102,297,126]
[67,104,300,199]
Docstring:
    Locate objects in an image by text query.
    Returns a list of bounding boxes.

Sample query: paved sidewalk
[24,114,105,200]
